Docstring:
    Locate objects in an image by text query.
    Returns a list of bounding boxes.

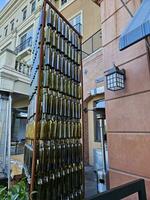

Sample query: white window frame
[61,0,68,6]
[69,10,83,35]
[22,6,27,21]
[10,19,15,32]
[59,0,75,11]
[31,0,36,13]
[4,25,8,37]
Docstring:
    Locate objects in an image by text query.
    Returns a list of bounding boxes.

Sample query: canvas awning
[119,0,150,50]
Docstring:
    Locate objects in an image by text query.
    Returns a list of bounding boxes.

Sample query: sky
[0,0,10,10]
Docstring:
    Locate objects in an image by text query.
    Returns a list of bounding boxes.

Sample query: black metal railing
[15,37,32,54]
[87,179,147,200]
[82,29,102,59]
[15,60,31,76]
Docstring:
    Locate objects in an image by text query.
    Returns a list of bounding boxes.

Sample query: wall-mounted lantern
[105,64,126,91]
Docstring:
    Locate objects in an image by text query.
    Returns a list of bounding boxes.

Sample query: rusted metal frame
[80,36,85,199]
[30,0,46,194]
[46,0,82,38]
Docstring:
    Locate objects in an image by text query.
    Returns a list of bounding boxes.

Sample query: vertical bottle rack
[24,1,84,199]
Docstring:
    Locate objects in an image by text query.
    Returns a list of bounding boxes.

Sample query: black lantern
[105,64,126,91]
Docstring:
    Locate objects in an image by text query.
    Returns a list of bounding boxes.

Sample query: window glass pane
[20,34,27,43]
[69,13,82,33]
[31,1,36,13]
[61,0,67,5]
[4,26,8,36]
[10,20,14,31]
[75,15,81,24]
[22,7,27,21]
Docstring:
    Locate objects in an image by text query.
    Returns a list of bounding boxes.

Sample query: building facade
[96,0,150,198]
[0,0,43,174]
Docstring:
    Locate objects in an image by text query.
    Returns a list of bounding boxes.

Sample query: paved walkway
[85,165,98,199]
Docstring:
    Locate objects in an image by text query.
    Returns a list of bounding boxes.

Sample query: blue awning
[96,101,105,109]
[119,0,150,51]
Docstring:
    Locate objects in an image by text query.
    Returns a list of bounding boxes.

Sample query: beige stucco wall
[88,94,104,165]
[55,0,101,42]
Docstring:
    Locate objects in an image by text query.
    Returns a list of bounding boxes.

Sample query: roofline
[0,0,18,18]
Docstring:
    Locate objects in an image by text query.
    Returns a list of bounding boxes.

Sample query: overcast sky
[0,0,10,10]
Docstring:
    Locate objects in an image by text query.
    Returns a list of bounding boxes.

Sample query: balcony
[82,29,102,59]
[15,60,30,77]
[15,37,32,58]
[0,49,30,95]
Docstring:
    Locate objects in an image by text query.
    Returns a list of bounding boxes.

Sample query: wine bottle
[61,21,65,37]
[71,31,75,47]
[57,15,62,34]
[67,98,71,118]
[40,115,48,139]
[63,77,67,94]
[61,143,66,168]
[77,122,81,139]
[74,65,78,82]
[64,40,68,57]
[77,67,81,83]
[68,43,72,60]
[77,83,82,99]
[67,120,71,139]
[51,119,57,139]
[59,95,63,116]
[43,66,49,88]
[74,121,77,138]
[45,45,50,67]
[71,46,75,62]
[74,33,78,49]
[60,55,64,74]
[58,34,62,52]
[75,49,78,65]
[77,101,81,119]
[71,100,75,119]
[61,36,65,54]
[67,78,71,96]
[68,28,72,44]
[48,120,52,139]
[63,120,67,139]
[47,8,53,27]
[70,121,74,139]
[77,36,81,51]
[77,50,81,65]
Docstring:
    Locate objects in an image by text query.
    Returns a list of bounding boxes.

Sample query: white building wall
[0,0,43,96]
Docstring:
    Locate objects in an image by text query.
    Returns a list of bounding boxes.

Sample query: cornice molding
[0,0,26,25]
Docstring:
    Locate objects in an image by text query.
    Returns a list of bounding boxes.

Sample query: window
[70,13,82,34]
[22,7,27,21]
[61,0,68,6]
[10,19,14,31]
[20,34,27,44]
[31,1,36,13]
[4,26,8,36]
[94,100,106,142]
